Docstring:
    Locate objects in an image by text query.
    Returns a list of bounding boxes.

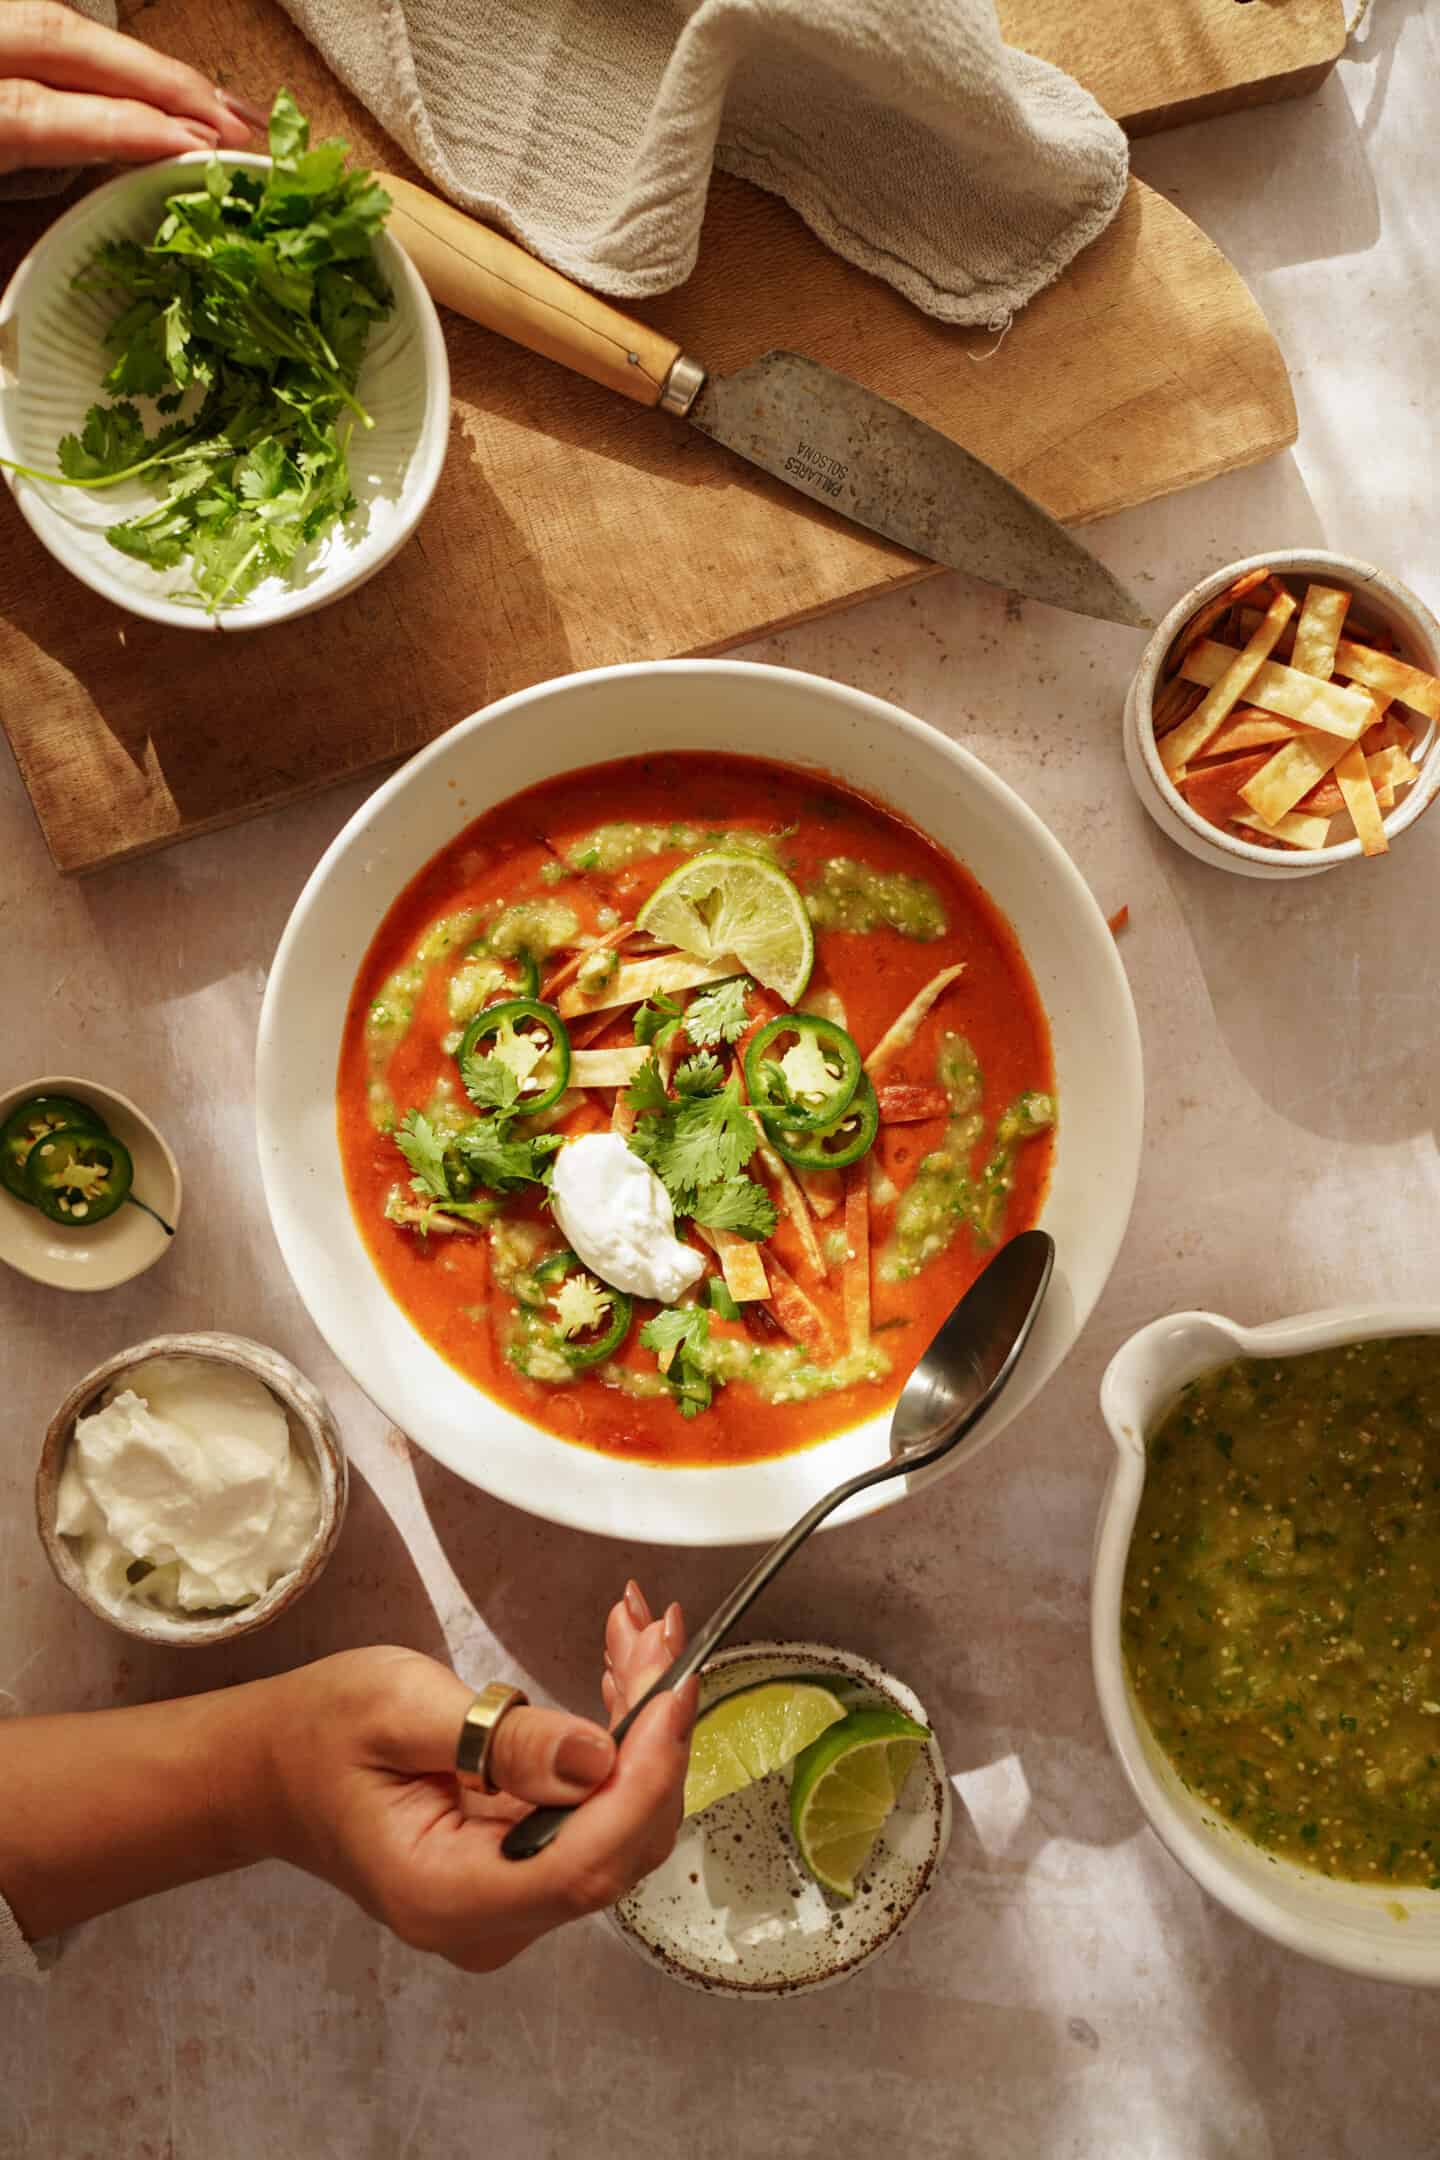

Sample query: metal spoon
[500,1228,1055,1861]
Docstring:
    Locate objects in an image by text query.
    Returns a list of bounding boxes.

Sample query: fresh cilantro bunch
[6,90,393,611]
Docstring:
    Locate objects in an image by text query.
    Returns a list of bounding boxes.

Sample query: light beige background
[3,8,1438,2154]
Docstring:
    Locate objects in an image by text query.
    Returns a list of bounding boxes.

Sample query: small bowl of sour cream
[36,1333,347,1646]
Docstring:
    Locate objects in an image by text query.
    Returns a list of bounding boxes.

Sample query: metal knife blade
[682,349,1150,630]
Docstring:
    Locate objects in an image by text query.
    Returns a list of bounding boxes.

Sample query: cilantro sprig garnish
[392,1100,559,1230]
[394,1110,452,1199]
[639,1307,715,1418]
[626,1067,776,1242]
[633,992,684,1052]
[683,978,753,1048]
[2,90,393,612]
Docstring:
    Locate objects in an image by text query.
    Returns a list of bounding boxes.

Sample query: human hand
[253,1583,696,1972]
[0,4,261,174]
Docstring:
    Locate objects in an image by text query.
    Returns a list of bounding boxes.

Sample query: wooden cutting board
[1000,0,1346,136]
[0,0,1306,875]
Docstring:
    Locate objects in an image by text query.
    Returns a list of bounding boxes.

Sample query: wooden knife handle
[378,173,700,410]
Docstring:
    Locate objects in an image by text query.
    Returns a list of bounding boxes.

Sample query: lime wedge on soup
[789,1706,931,1897]
[638,851,814,1004]
[683,1679,847,1816]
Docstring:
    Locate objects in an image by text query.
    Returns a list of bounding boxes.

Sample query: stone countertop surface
[2,10,1438,2156]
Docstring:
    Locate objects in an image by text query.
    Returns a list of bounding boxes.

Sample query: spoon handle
[499,1230,1054,1862]
[499,1457,889,1861]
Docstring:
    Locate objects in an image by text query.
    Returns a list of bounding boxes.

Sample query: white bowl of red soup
[1095,1307,1440,1984]
[257,661,1142,1546]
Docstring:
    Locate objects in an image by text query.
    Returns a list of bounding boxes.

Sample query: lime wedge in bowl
[789,1706,931,1897]
[637,850,814,1004]
[683,1678,847,1816]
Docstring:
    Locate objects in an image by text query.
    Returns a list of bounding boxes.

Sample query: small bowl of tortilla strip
[1125,550,1440,879]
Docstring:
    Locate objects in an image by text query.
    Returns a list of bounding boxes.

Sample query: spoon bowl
[890,1229,1055,1460]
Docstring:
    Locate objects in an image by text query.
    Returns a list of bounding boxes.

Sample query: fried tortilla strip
[749,1114,827,1279]
[1182,750,1276,829]
[540,921,635,1003]
[691,1220,770,1302]
[570,1046,652,1089]
[1367,744,1419,792]
[1178,640,1375,740]
[1161,589,1298,776]
[1162,581,1261,678]
[876,1083,950,1123]
[557,952,740,1019]
[1334,742,1388,857]
[1333,639,1440,721]
[1237,604,1299,659]
[1238,731,1350,827]
[386,1201,489,1237]
[1233,809,1332,850]
[1152,676,1206,736]
[1195,708,1298,759]
[1360,705,1406,754]
[843,1168,870,1352]
[797,1166,843,1218]
[1290,583,1351,680]
[1107,904,1130,937]
[864,963,967,1077]
[1295,775,1345,817]
[763,1254,837,1361]
[567,1012,621,1049]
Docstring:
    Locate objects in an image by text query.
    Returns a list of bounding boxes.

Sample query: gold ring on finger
[456,1682,529,1795]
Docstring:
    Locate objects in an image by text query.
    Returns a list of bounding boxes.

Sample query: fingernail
[179,122,221,150]
[663,1602,684,1657]
[669,1676,699,1743]
[555,1730,615,1787]
[216,87,270,130]
[624,1581,648,1628]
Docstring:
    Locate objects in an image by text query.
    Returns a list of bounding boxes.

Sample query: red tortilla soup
[337,753,1054,1466]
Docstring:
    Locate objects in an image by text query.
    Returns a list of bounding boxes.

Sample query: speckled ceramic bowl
[1124,550,1440,880]
[613,1640,950,1996]
[36,1332,347,1647]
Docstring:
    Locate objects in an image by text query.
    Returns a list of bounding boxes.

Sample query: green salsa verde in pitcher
[1123,1336,1440,1888]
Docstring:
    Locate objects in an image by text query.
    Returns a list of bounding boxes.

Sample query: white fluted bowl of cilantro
[0,92,448,630]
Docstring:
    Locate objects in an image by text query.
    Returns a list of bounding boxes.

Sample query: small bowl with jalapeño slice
[0,1076,181,1292]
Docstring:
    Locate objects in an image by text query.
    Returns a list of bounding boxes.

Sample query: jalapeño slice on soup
[337,752,1055,1467]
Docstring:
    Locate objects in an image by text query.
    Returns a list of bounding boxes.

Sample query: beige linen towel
[279,0,1128,327]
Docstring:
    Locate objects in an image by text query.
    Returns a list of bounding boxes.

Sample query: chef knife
[379,175,1149,629]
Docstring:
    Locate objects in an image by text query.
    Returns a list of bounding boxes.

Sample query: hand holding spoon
[501,1228,1055,1860]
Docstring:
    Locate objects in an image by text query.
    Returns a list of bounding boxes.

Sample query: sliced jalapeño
[457,997,571,1115]
[745,1011,863,1133]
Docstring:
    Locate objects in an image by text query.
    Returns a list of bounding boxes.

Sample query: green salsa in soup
[1123,1336,1440,1888]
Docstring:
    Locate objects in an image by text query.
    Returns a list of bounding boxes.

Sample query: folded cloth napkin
[280,0,1128,327]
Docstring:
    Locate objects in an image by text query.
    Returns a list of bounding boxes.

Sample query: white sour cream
[56,1357,319,1614]
[550,1132,704,1305]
